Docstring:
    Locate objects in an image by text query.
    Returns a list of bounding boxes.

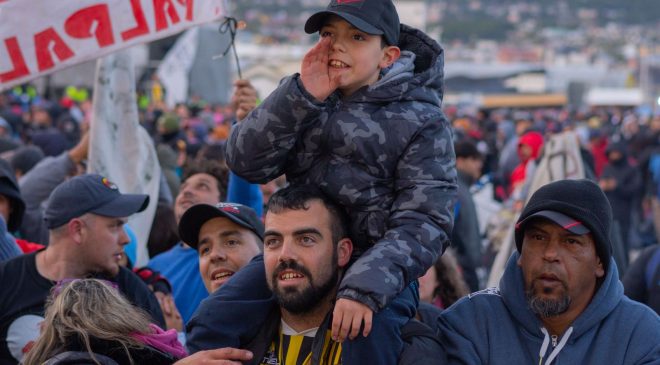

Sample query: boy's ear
[379,46,401,69]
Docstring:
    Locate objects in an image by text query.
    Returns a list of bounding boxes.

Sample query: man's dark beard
[271,257,339,315]
[525,282,571,318]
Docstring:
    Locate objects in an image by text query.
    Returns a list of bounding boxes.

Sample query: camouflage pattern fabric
[227,25,457,311]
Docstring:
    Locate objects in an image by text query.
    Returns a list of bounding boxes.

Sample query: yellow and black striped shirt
[260,323,342,365]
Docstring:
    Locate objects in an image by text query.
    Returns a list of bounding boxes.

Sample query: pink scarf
[131,324,187,359]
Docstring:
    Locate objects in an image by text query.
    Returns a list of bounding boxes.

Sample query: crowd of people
[1,0,659,364]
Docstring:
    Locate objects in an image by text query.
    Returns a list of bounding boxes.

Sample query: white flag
[88,49,160,267]
[156,27,200,108]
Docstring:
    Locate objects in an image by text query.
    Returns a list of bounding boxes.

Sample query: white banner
[156,27,199,108]
[0,0,226,90]
[88,50,161,267]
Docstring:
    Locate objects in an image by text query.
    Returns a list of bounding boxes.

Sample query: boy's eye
[199,246,210,256]
[352,34,365,41]
[320,31,332,38]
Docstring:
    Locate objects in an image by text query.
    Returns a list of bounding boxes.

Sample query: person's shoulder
[616,295,660,324]
[0,251,34,274]
[443,287,504,314]
[115,266,152,294]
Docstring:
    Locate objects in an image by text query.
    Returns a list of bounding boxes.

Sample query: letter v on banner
[0,0,226,91]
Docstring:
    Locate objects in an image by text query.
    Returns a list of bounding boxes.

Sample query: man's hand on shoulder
[332,298,373,342]
[173,348,253,365]
[300,37,341,102]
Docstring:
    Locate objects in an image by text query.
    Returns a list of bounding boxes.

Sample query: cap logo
[101,177,118,190]
[216,202,241,214]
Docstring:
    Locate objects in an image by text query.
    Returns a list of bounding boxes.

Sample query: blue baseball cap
[45,174,149,229]
[178,202,264,248]
[305,0,400,46]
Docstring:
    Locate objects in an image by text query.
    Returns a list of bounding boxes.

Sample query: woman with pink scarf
[23,279,187,365]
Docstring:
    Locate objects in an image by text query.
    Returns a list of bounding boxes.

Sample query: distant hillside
[439,0,660,25]
[229,0,660,44]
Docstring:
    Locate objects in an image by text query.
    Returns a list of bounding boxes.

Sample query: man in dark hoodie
[452,140,483,291]
[438,179,660,364]
[0,159,25,261]
[600,142,642,254]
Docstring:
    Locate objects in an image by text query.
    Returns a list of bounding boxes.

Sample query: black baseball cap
[45,174,149,229]
[516,210,590,235]
[304,0,400,46]
[178,202,264,249]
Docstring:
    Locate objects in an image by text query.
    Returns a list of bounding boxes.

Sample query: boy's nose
[330,37,345,52]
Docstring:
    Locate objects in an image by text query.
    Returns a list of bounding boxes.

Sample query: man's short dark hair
[182,159,229,201]
[454,140,481,160]
[267,184,349,244]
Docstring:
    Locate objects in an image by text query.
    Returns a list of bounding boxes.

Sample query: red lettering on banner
[185,0,194,21]
[34,28,75,71]
[153,0,181,31]
[64,4,115,47]
[0,37,29,83]
[121,0,150,41]
[176,0,194,21]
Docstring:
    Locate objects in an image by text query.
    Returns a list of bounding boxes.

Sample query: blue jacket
[438,252,660,364]
[148,244,208,324]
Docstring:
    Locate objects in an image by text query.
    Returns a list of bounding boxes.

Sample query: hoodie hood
[500,252,622,341]
[0,158,24,231]
[605,142,628,166]
[351,24,444,107]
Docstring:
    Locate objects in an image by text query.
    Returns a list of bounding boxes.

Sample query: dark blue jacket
[227,25,457,312]
[438,253,660,364]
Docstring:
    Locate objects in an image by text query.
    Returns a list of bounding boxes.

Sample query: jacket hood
[351,24,444,106]
[605,142,628,165]
[500,252,622,340]
[0,158,24,231]
[517,131,544,162]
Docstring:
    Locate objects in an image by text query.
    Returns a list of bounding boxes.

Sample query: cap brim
[517,210,590,235]
[178,204,258,248]
[304,11,383,36]
[92,194,150,218]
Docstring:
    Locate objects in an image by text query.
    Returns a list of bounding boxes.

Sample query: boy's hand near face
[332,298,373,342]
[301,37,341,102]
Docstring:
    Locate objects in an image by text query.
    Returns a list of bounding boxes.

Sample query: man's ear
[379,46,401,69]
[68,219,85,244]
[337,238,353,267]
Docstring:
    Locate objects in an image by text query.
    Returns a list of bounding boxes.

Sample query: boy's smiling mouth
[329,60,349,68]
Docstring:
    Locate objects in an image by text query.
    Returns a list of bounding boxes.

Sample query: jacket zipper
[551,335,558,347]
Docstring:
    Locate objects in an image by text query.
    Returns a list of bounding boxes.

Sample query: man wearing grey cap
[0,174,164,365]
[437,179,660,365]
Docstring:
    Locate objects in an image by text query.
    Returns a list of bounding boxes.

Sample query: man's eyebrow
[525,224,547,234]
[263,230,282,237]
[219,230,241,238]
[292,228,323,237]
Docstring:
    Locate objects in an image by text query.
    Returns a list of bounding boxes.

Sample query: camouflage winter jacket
[226,25,457,311]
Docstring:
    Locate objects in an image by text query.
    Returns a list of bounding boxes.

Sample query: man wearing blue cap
[437,179,660,364]
[0,174,164,365]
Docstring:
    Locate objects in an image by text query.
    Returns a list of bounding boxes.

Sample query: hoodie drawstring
[538,327,574,365]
